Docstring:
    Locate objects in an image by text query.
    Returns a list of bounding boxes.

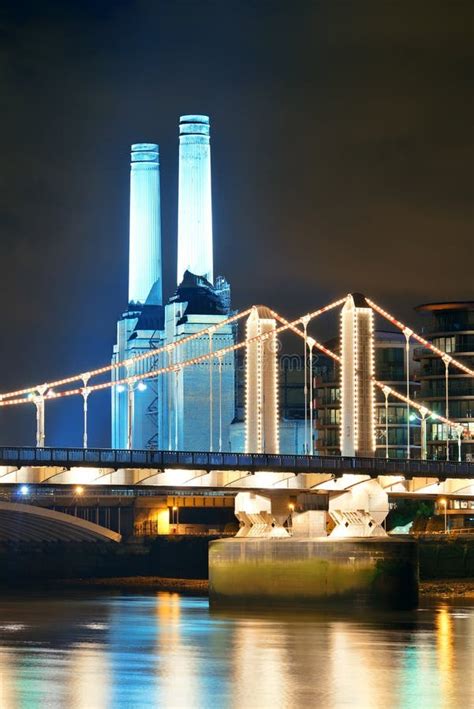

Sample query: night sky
[1,1,472,445]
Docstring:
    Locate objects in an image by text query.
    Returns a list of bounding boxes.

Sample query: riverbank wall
[0,536,213,587]
[0,534,472,588]
[418,534,474,579]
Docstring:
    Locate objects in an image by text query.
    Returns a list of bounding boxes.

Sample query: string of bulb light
[0,295,469,437]
[270,301,469,436]
[366,298,474,378]
[0,307,253,402]
[0,298,345,408]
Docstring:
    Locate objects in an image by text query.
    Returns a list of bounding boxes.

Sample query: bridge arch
[0,501,121,543]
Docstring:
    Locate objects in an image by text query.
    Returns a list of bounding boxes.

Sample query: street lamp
[455,425,463,463]
[172,505,179,533]
[288,503,295,531]
[302,316,309,455]
[403,327,413,459]
[81,373,91,449]
[442,354,452,461]
[30,384,49,447]
[117,379,147,450]
[217,354,224,453]
[208,328,215,453]
[438,497,448,534]
[409,407,436,461]
[382,386,390,459]
[307,337,316,455]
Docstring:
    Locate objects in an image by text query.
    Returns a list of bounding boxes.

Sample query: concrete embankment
[0,535,214,587]
[0,534,472,592]
[417,534,474,579]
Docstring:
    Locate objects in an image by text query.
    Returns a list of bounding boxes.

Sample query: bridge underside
[0,501,122,543]
[0,467,473,498]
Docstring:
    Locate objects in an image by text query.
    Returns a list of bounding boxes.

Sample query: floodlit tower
[245,307,280,454]
[129,143,162,304]
[112,142,164,450]
[340,293,376,457]
[177,115,213,285]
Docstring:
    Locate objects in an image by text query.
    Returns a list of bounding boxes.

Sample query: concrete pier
[209,537,419,610]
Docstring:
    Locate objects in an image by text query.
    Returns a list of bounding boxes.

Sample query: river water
[0,592,472,708]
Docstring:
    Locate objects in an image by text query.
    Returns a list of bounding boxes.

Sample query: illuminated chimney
[177,115,213,286]
[128,143,162,305]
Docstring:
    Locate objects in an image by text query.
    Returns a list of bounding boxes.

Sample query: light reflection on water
[0,592,472,708]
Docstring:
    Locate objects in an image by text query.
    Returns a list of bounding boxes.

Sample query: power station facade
[111,114,308,454]
[111,116,235,452]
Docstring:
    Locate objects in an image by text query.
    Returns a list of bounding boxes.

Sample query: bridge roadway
[0,446,473,481]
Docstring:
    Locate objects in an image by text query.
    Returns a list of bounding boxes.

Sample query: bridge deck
[0,447,473,480]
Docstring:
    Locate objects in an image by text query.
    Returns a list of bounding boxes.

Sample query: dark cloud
[0,0,472,444]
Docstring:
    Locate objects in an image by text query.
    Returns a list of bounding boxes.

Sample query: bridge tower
[340,293,376,457]
[245,306,279,454]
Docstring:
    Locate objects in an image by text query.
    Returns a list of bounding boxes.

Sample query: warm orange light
[172,505,178,511]
[288,503,295,512]
[75,486,84,495]
[438,498,447,507]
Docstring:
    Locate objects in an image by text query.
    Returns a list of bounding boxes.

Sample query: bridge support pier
[328,478,388,537]
[234,492,291,538]
[209,536,418,609]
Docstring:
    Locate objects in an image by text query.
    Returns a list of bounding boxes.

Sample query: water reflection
[155,592,201,708]
[232,618,294,706]
[68,643,111,708]
[437,606,454,702]
[0,593,472,708]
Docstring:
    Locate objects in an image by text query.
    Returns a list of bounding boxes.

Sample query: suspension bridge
[0,294,472,521]
[0,294,471,452]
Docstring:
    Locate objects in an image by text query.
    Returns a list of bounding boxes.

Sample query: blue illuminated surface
[129,143,162,305]
[177,115,214,285]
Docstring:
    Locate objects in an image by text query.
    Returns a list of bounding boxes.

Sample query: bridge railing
[0,447,473,479]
